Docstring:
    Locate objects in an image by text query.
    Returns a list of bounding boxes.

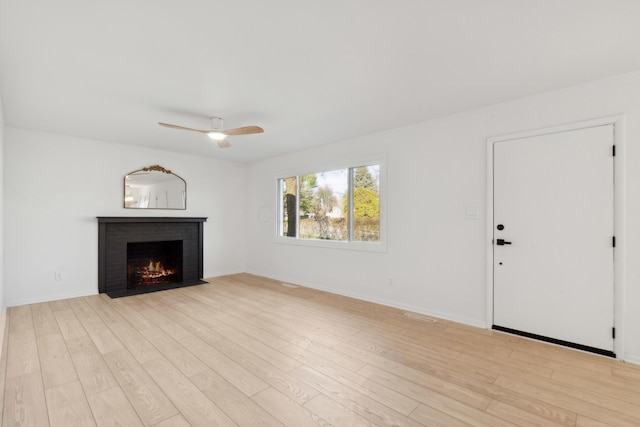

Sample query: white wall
[4,128,247,306]
[246,69,640,363]
[0,94,6,340]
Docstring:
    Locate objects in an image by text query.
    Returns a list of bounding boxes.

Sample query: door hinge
[612,327,616,339]
[613,145,616,156]
[613,236,616,248]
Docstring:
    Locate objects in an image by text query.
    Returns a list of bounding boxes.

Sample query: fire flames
[137,260,176,284]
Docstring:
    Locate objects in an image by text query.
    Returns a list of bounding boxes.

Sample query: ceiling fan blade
[223,126,264,136]
[217,139,232,149]
[158,122,209,134]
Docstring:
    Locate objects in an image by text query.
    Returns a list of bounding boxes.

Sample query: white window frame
[275,155,387,253]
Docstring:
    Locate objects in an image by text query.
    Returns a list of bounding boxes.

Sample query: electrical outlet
[54,272,63,281]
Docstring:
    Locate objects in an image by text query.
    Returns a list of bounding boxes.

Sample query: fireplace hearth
[98,217,207,297]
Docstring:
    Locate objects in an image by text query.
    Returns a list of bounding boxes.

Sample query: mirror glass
[124,165,186,209]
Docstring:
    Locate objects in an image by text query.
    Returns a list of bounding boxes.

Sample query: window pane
[279,177,297,237]
[299,169,348,241]
[352,165,380,242]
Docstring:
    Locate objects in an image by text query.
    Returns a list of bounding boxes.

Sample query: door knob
[496,239,512,246]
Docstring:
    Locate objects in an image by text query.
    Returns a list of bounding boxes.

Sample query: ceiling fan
[158,117,263,148]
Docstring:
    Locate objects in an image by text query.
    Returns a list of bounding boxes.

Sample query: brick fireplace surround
[97,217,207,297]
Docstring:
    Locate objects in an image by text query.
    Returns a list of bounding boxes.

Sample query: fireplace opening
[127,240,183,288]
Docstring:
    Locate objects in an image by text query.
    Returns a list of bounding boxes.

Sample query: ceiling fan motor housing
[210,117,224,130]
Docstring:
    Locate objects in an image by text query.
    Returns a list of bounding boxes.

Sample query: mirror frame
[123,165,187,210]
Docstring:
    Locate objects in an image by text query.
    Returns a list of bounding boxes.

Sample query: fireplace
[127,240,183,288]
[97,217,207,297]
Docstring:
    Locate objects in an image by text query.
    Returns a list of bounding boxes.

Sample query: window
[278,164,381,243]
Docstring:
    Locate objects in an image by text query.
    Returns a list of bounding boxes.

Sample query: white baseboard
[623,354,640,366]
[248,270,487,330]
[5,269,246,307]
[202,269,247,281]
[6,290,98,307]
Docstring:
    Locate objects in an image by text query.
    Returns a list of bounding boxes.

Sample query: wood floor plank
[37,333,78,389]
[612,364,640,381]
[217,311,292,350]
[134,303,192,341]
[439,325,520,356]
[252,387,330,427]
[175,285,234,310]
[335,338,497,385]
[495,374,640,426]
[283,340,368,372]
[551,369,640,404]
[363,331,507,387]
[292,365,425,427]
[85,324,124,355]
[510,348,613,376]
[354,326,460,364]
[84,295,163,364]
[388,342,501,383]
[486,400,565,427]
[150,304,225,346]
[206,315,301,371]
[408,397,515,427]
[151,414,192,427]
[66,336,118,396]
[143,357,236,427]
[456,351,553,381]
[284,345,420,416]
[140,287,196,307]
[68,299,124,354]
[459,370,577,425]
[54,309,87,341]
[408,403,472,427]
[576,415,616,426]
[178,334,269,397]
[191,369,285,426]
[48,299,72,312]
[3,372,50,426]
[357,363,492,412]
[0,314,10,420]
[501,369,640,420]
[108,299,157,332]
[6,326,40,379]
[207,336,320,404]
[31,303,61,338]
[304,393,376,426]
[103,349,179,426]
[139,327,209,377]
[103,320,162,365]
[44,381,96,427]
[86,386,144,427]
[8,305,33,333]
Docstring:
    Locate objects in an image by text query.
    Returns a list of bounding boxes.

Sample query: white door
[493,125,615,355]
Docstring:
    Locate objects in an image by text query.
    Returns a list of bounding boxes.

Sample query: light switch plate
[466,207,480,219]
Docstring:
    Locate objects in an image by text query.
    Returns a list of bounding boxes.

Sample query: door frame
[485,115,626,359]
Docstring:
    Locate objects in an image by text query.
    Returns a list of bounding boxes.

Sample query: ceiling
[1,1,640,163]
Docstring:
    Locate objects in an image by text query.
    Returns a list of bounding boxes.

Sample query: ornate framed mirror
[124,165,186,209]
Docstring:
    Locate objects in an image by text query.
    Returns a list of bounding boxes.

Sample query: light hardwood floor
[1,273,640,426]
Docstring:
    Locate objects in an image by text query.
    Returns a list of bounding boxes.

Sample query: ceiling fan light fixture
[159,117,261,149]
[207,131,226,141]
